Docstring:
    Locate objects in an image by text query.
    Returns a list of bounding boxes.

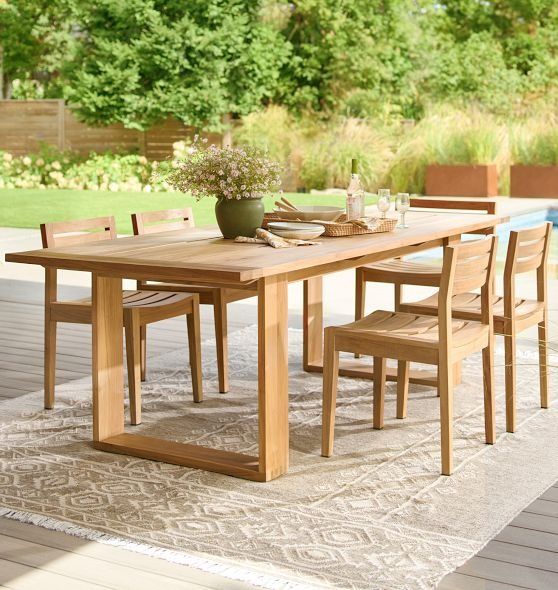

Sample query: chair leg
[504,326,516,433]
[213,290,229,394]
[482,341,496,444]
[396,360,409,419]
[354,269,365,358]
[438,356,453,476]
[187,301,203,403]
[538,317,549,409]
[124,310,142,426]
[373,357,386,429]
[394,284,402,311]
[321,329,339,457]
[140,325,147,382]
[44,318,57,410]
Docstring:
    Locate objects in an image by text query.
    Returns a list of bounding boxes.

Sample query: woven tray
[263,212,397,237]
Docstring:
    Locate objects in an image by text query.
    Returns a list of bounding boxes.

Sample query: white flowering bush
[0,145,180,192]
[166,136,281,200]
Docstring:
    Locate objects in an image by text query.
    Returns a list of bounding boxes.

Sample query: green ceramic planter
[214,197,264,239]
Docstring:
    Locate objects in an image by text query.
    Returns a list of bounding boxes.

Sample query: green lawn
[0,189,375,234]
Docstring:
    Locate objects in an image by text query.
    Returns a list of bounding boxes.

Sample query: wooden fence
[0,100,222,159]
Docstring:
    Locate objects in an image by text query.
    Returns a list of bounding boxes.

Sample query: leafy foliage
[63,0,289,129]
[2,0,558,128]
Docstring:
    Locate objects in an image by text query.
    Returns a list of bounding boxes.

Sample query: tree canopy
[1,0,558,127]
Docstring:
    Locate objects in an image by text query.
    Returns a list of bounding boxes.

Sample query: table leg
[94,273,289,482]
[258,274,289,480]
[303,277,324,370]
[92,274,125,442]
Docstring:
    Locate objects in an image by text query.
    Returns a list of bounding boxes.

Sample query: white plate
[268,222,321,231]
[268,222,325,240]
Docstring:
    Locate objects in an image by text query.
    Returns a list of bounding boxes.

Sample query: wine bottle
[346,158,365,220]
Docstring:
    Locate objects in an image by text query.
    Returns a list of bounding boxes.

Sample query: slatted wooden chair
[323,235,498,475]
[400,222,552,433]
[41,216,202,425]
[131,208,257,394]
[355,198,498,318]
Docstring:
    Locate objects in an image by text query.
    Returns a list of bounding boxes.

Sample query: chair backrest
[131,208,195,235]
[504,222,552,306]
[409,197,497,215]
[505,222,552,277]
[41,216,116,248]
[438,235,498,334]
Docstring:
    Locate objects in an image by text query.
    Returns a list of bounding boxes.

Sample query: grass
[0,189,375,234]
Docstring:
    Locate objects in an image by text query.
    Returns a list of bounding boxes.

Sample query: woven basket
[263,213,397,237]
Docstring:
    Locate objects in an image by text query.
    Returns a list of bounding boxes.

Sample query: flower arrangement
[166,136,282,200]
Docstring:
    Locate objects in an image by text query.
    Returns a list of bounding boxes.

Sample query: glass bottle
[346,158,365,220]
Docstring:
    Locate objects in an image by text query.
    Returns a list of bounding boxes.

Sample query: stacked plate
[267,222,325,240]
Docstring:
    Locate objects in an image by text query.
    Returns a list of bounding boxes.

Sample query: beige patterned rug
[1,326,557,590]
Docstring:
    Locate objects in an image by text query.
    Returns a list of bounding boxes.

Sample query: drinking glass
[396,192,410,228]
[377,189,391,219]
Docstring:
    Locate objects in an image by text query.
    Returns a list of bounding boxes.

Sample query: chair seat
[361,259,442,286]
[334,310,489,353]
[72,290,195,308]
[400,292,545,326]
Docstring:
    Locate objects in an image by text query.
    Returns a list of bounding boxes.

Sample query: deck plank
[457,557,558,589]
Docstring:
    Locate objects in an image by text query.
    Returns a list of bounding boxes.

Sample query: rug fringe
[0,506,324,590]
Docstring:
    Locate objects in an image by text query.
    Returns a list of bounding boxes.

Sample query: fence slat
[0,100,219,158]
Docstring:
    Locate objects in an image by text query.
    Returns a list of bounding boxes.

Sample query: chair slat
[41,216,116,248]
[410,198,497,214]
[454,237,494,259]
[453,274,490,295]
[454,253,491,280]
[517,236,547,259]
[513,223,549,243]
[132,208,194,235]
[508,223,553,276]
[515,251,545,275]
[449,236,497,296]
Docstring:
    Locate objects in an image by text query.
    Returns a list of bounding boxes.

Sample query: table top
[6,210,506,284]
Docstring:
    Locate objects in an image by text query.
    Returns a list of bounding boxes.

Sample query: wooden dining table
[6,208,506,482]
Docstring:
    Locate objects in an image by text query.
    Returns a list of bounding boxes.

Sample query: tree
[276,0,424,117]
[64,0,290,130]
[0,0,75,98]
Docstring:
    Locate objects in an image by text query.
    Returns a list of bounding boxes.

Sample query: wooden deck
[1,277,557,589]
[438,482,558,589]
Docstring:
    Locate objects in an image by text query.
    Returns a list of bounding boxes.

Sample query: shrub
[233,105,312,191]
[299,118,393,191]
[0,147,167,192]
[385,108,507,193]
[511,120,558,166]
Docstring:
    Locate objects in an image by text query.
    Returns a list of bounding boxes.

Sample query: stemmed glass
[396,192,410,228]
[377,189,391,219]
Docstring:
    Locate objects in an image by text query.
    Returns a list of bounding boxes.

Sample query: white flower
[51,161,62,170]
[138,156,148,165]
[143,184,152,192]
[3,152,13,162]
[109,182,119,192]
[22,156,32,166]
[36,158,45,167]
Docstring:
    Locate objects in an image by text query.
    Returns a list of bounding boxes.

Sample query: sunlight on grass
[0,189,377,234]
